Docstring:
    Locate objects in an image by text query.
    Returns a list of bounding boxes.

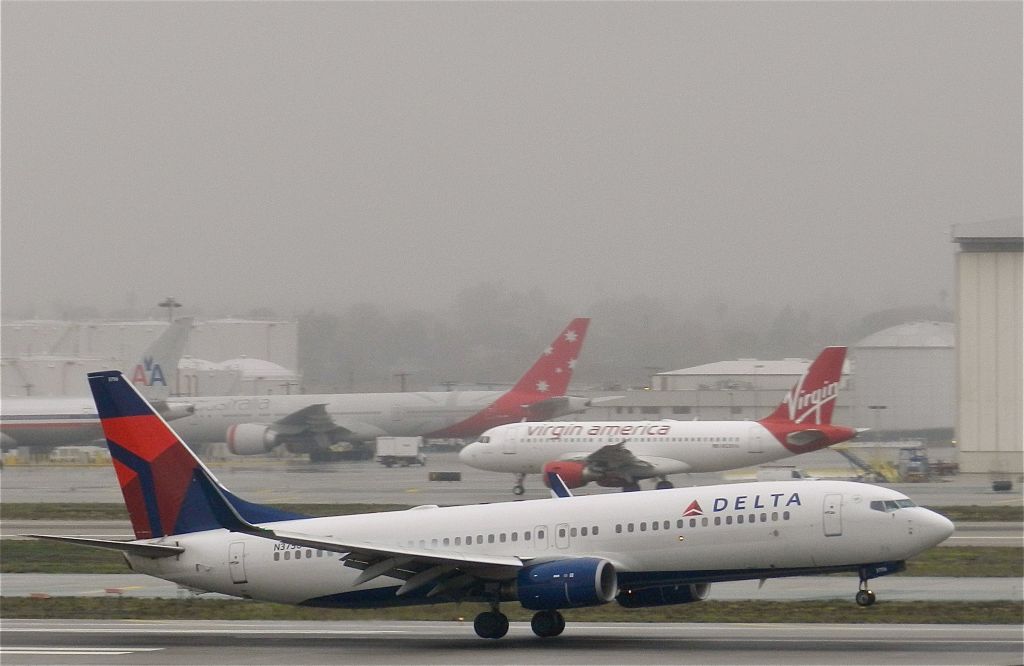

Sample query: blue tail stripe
[89,371,153,418]
[107,440,165,537]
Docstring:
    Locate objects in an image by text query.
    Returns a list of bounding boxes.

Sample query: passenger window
[274,552,280,561]
[525,531,531,541]
[663,521,670,530]
[499,533,507,543]
[714,517,721,526]
[581,527,588,537]
[639,522,646,532]
[476,535,483,544]
[783,511,791,520]
[627,523,635,533]
[488,534,495,543]
[772,512,779,521]
[443,538,450,546]
[701,517,709,527]
[284,551,290,560]
[760,514,767,523]
[726,516,733,525]
[616,524,622,533]
[593,526,599,535]
[537,530,545,540]
[455,537,461,546]
[570,527,578,537]
[511,532,518,542]
[651,521,658,531]
[737,515,744,524]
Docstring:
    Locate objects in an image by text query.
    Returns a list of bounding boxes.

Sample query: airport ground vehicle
[376,436,426,467]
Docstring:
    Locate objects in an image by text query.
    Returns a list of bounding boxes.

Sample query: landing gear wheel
[512,473,526,496]
[473,611,509,639]
[855,589,876,607]
[655,479,674,490]
[530,610,565,638]
[512,485,525,496]
[622,483,641,492]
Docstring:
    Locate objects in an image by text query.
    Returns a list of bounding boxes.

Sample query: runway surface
[1,619,1019,665]
[3,450,1022,507]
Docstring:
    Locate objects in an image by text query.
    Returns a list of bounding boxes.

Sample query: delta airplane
[28,370,953,639]
[0,317,194,451]
[169,318,591,461]
[460,347,857,494]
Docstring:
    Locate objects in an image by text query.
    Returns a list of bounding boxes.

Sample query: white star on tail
[564,330,578,343]
[568,358,577,369]
[535,380,550,393]
[543,346,553,356]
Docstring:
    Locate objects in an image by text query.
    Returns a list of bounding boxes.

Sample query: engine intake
[617,583,710,608]
[226,423,279,456]
[514,557,617,610]
[541,461,595,489]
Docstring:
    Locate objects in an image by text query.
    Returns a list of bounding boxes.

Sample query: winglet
[546,471,574,498]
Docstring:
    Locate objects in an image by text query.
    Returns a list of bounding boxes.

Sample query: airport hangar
[952,218,1023,476]
[575,323,954,444]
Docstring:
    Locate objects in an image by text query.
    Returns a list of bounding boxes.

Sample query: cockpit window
[870,498,917,512]
[479,436,489,443]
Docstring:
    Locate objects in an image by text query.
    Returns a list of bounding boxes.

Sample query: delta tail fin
[88,370,302,540]
[761,347,847,425]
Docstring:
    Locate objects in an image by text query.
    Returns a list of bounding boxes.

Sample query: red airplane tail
[761,346,846,425]
[759,347,856,455]
[507,318,590,398]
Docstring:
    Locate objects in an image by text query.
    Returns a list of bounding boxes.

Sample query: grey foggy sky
[2,2,1021,320]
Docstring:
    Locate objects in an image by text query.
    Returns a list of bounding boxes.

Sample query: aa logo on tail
[131,357,167,387]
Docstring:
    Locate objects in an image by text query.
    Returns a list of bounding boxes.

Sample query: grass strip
[1,597,1020,624]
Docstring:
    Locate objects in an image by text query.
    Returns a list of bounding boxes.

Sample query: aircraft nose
[920,509,955,547]
[458,443,478,463]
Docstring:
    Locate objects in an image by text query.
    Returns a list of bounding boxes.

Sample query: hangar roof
[854,321,954,349]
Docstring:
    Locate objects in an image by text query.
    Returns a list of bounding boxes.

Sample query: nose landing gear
[855,577,877,606]
[512,473,526,496]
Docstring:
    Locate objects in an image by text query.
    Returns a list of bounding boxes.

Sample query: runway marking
[1,647,163,656]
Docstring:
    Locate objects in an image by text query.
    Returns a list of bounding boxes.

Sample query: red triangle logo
[682,500,703,517]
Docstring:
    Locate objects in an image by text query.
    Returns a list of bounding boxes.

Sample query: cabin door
[823,494,843,537]
[228,541,248,584]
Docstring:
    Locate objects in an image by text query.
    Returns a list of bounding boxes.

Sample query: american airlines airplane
[170,318,591,461]
[0,317,194,451]
[460,347,857,494]
[30,370,953,639]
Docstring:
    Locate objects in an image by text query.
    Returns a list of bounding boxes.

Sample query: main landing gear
[855,577,877,607]
[472,604,567,639]
[655,477,674,490]
[512,473,526,496]
[473,601,509,639]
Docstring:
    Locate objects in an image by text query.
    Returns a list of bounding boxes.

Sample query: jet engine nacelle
[226,423,280,456]
[513,557,618,610]
[616,583,710,608]
[541,461,595,489]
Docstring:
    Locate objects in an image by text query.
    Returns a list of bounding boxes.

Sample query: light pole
[158,297,181,322]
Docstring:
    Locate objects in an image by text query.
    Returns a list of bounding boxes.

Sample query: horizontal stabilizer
[24,534,184,559]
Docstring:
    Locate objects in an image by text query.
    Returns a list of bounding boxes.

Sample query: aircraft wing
[264,528,526,593]
[559,442,691,478]
[270,404,386,441]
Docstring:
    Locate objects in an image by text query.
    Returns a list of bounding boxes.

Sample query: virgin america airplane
[460,347,858,494]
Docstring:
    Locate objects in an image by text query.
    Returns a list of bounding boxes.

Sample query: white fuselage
[0,397,102,448]
[128,481,952,607]
[170,390,505,443]
[459,420,792,475]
